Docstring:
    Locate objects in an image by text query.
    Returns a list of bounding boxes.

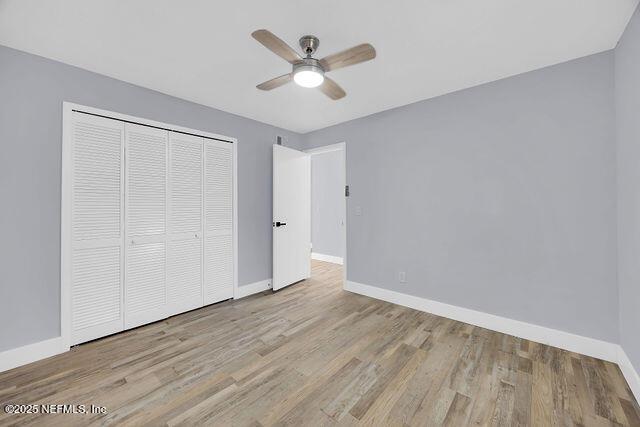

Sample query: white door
[124,124,168,329]
[65,104,238,345]
[273,145,311,291]
[203,140,234,304]
[167,132,203,316]
[70,113,124,345]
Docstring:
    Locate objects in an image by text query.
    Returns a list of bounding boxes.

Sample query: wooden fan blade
[319,43,376,72]
[257,73,292,91]
[318,77,346,100]
[252,29,302,65]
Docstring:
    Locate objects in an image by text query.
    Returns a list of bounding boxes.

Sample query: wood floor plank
[531,360,554,425]
[0,260,637,426]
[513,368,532,426]
[620,398,640,426]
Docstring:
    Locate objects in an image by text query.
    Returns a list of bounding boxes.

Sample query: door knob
[273,221,287,227]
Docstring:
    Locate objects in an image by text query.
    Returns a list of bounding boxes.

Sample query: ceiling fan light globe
[293,62,325,88]
[294,70,324,88]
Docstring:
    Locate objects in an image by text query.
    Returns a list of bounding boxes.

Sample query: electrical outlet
[399,271,407,283]
[267,282,272,289]
[355,206,362,216]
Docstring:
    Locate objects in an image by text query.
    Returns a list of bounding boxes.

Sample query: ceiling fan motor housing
[299,35,320,56]
[293,57,324,74]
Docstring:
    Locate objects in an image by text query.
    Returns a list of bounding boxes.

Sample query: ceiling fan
[251,29,376,100]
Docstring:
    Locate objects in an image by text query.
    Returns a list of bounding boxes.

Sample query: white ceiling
[0,0,637,133]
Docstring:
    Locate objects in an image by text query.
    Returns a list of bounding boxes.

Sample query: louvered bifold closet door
[204,140,234,304]
[70,113,124,345]
[167,132,204,317]
[124,124,169,329]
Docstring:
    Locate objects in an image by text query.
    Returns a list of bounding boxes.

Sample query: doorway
[306,143,347,281]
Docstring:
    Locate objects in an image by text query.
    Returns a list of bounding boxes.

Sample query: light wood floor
[1,261,638,426]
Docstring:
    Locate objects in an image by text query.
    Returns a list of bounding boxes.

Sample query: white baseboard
[311,252,343,265]
[617,347,640,402]
[236,278,272,299]
[344,280,620,363]
[0,336,68,373]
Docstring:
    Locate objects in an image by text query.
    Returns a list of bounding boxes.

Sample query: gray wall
[616,5,640,374]
[302,52,619,342]
[0,40,629,354]
[0,45,302,352]
[311,149,344,259]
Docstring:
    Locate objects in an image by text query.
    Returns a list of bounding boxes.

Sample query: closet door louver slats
[125,242,166,323]
[167,132,203,316]
[205,234,233,303]
[167,239,202,314]
[72,247,121,330]
[124,124,168,329]
[68,108,234,344]
[169,133,202,234]
[126,126,167,238]
[204,140,234,304]
[70,114,124,345]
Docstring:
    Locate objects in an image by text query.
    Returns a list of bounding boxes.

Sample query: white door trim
[305,142,347,286]
[305,142,345,155]
[61,102,238,349]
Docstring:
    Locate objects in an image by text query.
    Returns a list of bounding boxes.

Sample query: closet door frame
[61,102,238,349]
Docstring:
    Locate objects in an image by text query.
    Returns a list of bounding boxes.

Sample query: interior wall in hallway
[615,4,640,374]
[311,149,345,259]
